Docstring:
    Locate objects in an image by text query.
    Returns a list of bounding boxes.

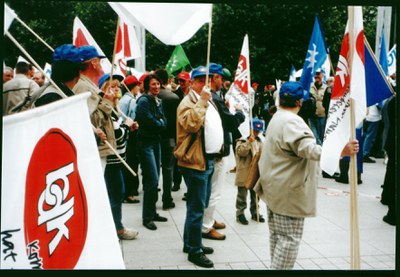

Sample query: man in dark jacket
[155,68,180,210]
[202,63,245,241]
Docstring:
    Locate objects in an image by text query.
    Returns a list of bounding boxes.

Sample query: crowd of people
[2,43,396,269]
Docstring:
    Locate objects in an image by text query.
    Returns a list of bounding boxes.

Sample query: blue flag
[379,34,389,76]
[364,39,393,107]
[299,16,328,100]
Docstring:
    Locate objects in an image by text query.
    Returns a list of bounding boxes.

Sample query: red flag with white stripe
[321,6,366,175]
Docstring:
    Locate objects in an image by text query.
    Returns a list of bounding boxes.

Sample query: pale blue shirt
[119,92,140,121]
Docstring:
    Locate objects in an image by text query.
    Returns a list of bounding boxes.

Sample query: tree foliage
[4,1,381,85]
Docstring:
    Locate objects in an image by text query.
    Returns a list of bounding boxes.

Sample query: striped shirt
[106,110,130,164]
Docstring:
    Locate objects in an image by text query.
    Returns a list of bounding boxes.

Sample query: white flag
[387,44,396,76]
[73,17,112,75]
[1,93,125,269]
[4,3,17,34]
[109,2,212,45]
[321,6,366,175]
[114,17,142,76]
[226,34,251,138]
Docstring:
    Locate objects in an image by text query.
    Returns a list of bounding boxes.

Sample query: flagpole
[14,16,54,52]
[347,6,361,270]
[205,5,213,87]
[110,17,121,85]
[5,31,137,178]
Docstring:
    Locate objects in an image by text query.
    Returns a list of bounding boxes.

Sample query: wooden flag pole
[5,31,137,177]
[110,17,121,85]
[347,6,361,270]
[14,16,54,52]
[205,6,213,88]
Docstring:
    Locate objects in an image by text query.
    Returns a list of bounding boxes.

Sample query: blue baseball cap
[252,118,264,132]
[98,73,124,88]
[279,81,305,101]
[209,63,224,75]
[53,44,82,64]
[78,45,106,62]
[190,66,212,79]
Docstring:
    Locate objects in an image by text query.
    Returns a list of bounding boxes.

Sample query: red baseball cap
[177,71,190,81]
[124,75,140,86]
[139,73,149,83]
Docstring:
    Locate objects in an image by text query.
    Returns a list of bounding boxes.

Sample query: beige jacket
[72,75,116,157]
[310,82,327,117]
[174,90,208,171]
[254,109,321,218]
[234,137,263,187]
[3,74,39,115]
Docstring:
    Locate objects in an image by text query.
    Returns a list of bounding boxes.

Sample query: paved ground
[118,147,396,271]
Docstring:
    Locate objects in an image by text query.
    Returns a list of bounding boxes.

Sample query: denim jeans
[104,163,125,231]
[160,138,175,204]
[138,141,161,223]
[309,116,326,145]
[180,159,215,255]
[363,120,380,157]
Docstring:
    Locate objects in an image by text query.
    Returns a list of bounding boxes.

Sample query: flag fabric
[226,34,251,138]
[73,17,113,77]
[300,16,330,99]
[43,62,52,79]
[108,2,212,45]
[289,65,296,81]
[165,45,191,74]
[387,44,396,76]
[4,3,17,34]
[364,38,393,107]
[379,33,389,76]
[114,17,141,76]
[1,93,125,269]
[17,55,29,64]
[321,7,366,176]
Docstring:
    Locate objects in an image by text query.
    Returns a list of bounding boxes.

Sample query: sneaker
[117,228,139,240]
[251,214,265,223]
[237,214,249,225]
[363,156,376,163]
[162,202,175,210]
[188,252,214,268]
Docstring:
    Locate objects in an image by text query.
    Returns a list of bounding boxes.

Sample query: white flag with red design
[72,16,113,77]
[1,93,125,269]
[226,34,252,138]
[114,18,141,76]
[321,6,366,175]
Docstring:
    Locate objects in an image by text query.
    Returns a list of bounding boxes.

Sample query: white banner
[1,93,125,269]
[387,44,396,76]
[109,2,212,45]
[4,3,17,34]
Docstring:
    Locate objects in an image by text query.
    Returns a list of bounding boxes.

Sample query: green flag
[165,45,190,74]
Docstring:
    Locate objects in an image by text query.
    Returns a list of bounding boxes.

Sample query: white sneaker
[118,228,139,240]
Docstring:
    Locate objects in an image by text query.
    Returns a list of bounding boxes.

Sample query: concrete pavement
[119,149,396,270]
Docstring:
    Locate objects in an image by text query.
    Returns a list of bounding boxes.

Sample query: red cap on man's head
[177,71,190,81]
[139,74,148,83]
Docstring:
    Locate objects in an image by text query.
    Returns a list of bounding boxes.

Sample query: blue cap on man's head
[53,44,82,64]
[252,118,264,132]
[191,66,213,79]
[209,63,224,75]
[98,73,124,88]
[78,45,106,62]
[279,81,305,101]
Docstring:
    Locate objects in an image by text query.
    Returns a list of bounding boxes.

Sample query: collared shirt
[192,91,224,154]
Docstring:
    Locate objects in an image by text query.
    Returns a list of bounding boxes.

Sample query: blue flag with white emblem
[299,17,329,100]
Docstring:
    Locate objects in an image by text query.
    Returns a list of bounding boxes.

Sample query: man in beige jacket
[255,81,359,269]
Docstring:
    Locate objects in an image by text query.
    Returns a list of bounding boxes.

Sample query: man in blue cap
[175,65,223,268]
[202,63,245,241]
[254,81,359,269]
[31,44,82,107]
[72,45,116,172]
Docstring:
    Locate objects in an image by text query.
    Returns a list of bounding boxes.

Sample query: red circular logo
[24,128,88,269]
